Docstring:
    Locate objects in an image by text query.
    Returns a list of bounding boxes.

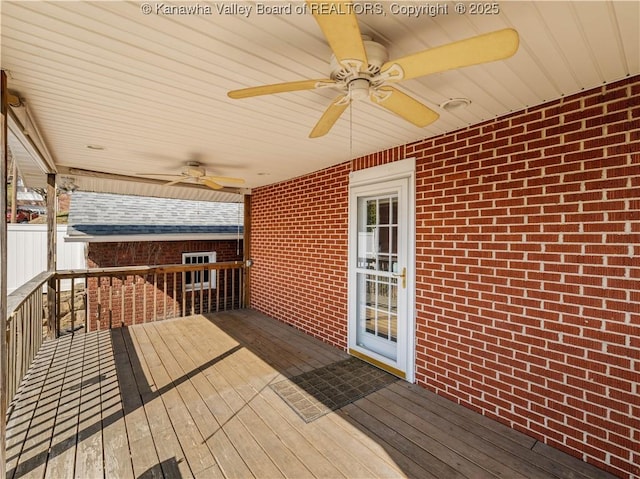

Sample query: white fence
[7,224,86,293]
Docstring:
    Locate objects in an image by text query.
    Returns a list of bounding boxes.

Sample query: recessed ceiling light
[86,144,105,150]
[257,172,270,176]
[440,98,471,112]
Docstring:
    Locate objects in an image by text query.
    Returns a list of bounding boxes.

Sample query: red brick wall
[86,240,242,330]
[251,164,351,347]
[251,75,640,478]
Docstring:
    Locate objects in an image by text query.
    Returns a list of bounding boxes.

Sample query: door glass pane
[358,199,375,269]
[379,227,390,253]
[391,197,398,225]
[391,227,398,254]
[356,193,399,361]
[379,198,390,224]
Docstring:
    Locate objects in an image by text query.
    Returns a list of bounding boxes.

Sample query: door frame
[347,157,416,382]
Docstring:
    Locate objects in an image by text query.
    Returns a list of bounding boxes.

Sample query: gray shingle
[67,192,243,238]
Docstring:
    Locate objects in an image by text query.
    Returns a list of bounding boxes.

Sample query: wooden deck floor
[6,310,615,479]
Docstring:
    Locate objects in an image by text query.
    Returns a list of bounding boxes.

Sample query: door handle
[392,267,406,288]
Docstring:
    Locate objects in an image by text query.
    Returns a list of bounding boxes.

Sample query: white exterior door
[348,158,415,381]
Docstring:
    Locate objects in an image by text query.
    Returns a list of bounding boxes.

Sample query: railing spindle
[162,273,167,319]
[70,277,76,334]
[190,274,194,316]
[207,265,212,314]
[143,273,148,323]
[120,276,126,327]
[96,278,101,333]
[108,276,113,330]
[199,265,204,315]
[232,268,236,309]
[132,276,137,325]
[153,273,158,322]
[83,276,88,332]
[216,268,220,312]
[8,313,16,401]
[181,271,186,317]
[223,269,228,311]
[56,277,61,336]
[162,271,169,319]
[173,273,177,319]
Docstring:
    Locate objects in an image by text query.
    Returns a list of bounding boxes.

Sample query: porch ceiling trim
[7,110,55,188]
[64,233,244,243]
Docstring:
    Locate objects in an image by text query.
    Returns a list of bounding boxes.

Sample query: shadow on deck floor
[6,310,617,479]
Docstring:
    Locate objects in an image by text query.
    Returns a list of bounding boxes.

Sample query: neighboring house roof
[17,190,44,202]
[67,191,243,242]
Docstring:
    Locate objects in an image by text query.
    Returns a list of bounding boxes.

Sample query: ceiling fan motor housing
[183,161,206,177]
[329,37,389,82]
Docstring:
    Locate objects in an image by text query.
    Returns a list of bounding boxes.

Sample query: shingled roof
[67,191,243,242]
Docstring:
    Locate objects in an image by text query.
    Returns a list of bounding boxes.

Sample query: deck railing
[5,271,53,409]
[54,261,246,334]
[4,261,246,409]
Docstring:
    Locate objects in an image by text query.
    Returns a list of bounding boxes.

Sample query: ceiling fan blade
[164,177,187,187]
[228,79,335,99]
[204,175,245,185]
[380,28,519,82]
[370,87,439,128]
[309,95,349,138]
[307,0,368,69]
[201,178,223,190]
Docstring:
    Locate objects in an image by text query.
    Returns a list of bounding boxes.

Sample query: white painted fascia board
[64,233,243,243]
[8,109,57,174]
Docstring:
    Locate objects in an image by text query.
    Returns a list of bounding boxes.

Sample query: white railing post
[1,69,10,479]
[46,173,57,339]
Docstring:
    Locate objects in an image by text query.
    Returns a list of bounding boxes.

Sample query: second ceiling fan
[228,0,519,138]
[140,161,245,190]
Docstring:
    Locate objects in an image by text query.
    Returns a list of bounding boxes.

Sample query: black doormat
[270,357,398,423]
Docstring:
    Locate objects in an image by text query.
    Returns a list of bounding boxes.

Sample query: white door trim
[348,158,416,382]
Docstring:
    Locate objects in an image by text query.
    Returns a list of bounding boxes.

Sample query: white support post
[1,69,10,479]
[47,173,57,338]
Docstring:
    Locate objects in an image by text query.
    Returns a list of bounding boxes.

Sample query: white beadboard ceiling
[1,1,638,200]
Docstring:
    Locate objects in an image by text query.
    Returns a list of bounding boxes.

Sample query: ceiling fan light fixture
[184,161,206,177]
[440,98,472,112]
[349,78,370,100]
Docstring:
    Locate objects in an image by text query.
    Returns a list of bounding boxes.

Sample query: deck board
[5,341,57,477]
[12,335,75,479]
[100,331,135,479]
[373,386,543,478]
[157,319,256,479]
[73,332,105,479]
[113,327,191,479]
[129,325,217,478]
[116,328,164,479]
[43,336,83,479]
[6,310,618,479]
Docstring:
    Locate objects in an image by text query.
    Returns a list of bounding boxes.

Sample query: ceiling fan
[141,161,245,190]
[228,0,519,138]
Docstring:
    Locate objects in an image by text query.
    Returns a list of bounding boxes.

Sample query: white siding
[7,224,86,293]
